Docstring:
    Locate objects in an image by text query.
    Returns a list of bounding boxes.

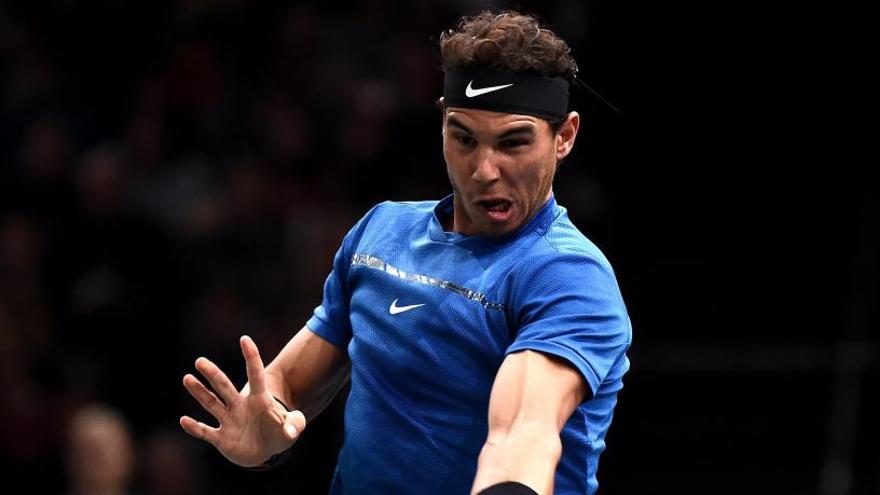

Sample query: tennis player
[180,10,631,495]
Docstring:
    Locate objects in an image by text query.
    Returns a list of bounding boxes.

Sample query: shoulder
[505,206,625,309]
[347,199,434,226]
[370,199,438,218]
[342,199,438,246]
[526,205,615,274]
[358,199,437,225]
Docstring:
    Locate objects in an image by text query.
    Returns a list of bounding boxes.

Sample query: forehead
[444,107,549,134]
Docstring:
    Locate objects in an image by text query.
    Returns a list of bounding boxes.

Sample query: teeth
[484,201,509,212]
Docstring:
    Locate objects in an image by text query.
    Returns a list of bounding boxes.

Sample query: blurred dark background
[0,0,875,494]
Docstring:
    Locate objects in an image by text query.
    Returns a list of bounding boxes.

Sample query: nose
[471,148,500,184]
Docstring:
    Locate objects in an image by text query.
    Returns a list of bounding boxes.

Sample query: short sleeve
[306,205,382,350]
[505,254,631,395]
[306,240,354,350]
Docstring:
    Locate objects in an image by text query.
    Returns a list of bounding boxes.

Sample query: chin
[477,219,521,237]
[476,227,508,237]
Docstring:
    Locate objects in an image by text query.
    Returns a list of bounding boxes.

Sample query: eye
[454,135,476,147]
[500,138,530,149]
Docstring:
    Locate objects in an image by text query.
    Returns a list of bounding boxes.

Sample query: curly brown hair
[439,10,578,79]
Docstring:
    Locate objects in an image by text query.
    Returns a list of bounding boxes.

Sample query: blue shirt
[307,195,632,495]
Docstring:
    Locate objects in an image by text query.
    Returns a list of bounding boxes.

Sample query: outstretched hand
[180,335,306,467]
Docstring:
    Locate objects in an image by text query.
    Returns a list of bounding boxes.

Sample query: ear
[555,111,580,161]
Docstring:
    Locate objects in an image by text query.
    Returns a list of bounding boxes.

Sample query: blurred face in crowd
[442,106,579,237]
[67,406,134,493]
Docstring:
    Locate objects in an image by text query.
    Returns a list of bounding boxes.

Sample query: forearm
[265,361,349,420]
[263,368,295,409]
[471,422,562,495]
[264,327,349,420]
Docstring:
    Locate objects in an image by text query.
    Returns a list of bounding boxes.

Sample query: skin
[471,351,588,495]
[67,406,134,495]
[441,106,589,494]
[179,330,347,467]
[442,105,580,237]
[181,107,587,494]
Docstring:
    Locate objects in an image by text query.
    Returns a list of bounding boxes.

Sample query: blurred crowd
[1,0,607,493]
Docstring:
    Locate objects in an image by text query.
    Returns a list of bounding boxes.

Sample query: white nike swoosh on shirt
[389,298,426,315]
[465,80,514,98]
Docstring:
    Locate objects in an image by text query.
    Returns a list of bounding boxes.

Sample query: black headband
[443,68,570,120]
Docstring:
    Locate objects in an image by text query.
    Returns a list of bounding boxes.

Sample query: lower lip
[480,205,514,223]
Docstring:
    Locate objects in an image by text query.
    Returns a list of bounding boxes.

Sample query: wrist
[264,368,294,410]
[478,481,539,495]
[246,448,293,471]
[273,395,292,412]
[244,396,295,471]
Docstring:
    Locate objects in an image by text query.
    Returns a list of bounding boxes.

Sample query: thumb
[283,410,307,441]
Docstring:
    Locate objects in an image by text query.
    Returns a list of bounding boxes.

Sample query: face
[67,411,133,490]
[442,106,579,236]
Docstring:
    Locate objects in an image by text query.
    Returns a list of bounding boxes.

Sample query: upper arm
[506,253,631,397]
[264,326,350,420]
[272,205,385,418]
[487,349,587,438]
[306,203,387,350]
[471,350,587,494]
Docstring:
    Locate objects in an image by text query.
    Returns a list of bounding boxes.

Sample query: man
[180,11,631,495]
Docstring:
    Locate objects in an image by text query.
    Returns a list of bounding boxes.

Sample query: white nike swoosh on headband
[465,80,514,98]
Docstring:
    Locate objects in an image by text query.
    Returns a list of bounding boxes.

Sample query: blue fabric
[307,195,632,495]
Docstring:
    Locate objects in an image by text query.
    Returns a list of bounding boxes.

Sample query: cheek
[536,145,558,184]
[445,153,484,194]
[443,144,466,179]
[509,162,555,212]
[512,152,553,190]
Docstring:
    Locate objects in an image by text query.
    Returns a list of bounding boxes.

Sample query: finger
[182,374,227,422]
[283,410,307,441]
[195,357,240,406]
[179,415,219,446]
[240,335,267,395]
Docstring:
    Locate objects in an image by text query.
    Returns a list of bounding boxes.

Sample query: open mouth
[476,199,513,222]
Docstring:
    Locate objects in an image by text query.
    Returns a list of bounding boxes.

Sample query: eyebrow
[447,117,536,139]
